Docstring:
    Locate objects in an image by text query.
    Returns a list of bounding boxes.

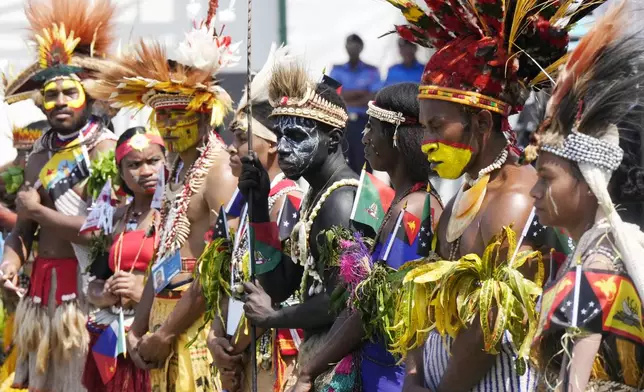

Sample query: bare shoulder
[400,191,427,218]
[480,167,536,243]
[317,184,357,226]
[89,138,117,159]
[204,152,237,210]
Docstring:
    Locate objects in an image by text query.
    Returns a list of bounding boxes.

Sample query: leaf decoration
[86,150,118,201]
[387,225,543,367]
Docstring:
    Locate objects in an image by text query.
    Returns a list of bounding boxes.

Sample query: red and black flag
[537,267,644,345]
[416,191,436,257]
[277,193,302,241]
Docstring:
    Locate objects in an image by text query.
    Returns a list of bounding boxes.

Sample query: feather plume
[25,0,116,57]
[547,0,627,117]
[268,62,311,105]
[237,43,295,111]
[175,25,241,75]
[206,0,219,28]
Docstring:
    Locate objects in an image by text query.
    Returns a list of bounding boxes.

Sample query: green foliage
[87,151,118,200]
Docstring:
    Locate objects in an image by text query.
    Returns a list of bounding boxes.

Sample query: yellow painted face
[421,139,473,179]
[43,78,86,111]
[155,109,201,153]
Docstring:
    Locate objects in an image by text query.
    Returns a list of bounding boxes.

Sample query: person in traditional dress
[238,61,360,383]
[374,0,603,390]
[82,127,166,392]
[0,0,118,390]
[207,44,305,392]
[0,107,47,392]
[89,4,240,391]
[525,2,644,390]
[288,82,443,392]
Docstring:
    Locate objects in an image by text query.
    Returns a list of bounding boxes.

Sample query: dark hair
[374,82,432,183]
[550,32,644,204]
[252,101,276,133]
[346,34,364,47]
[116,126,166,196]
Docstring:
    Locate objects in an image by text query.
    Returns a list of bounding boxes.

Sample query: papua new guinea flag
[349,167,394,236]
[416,191,436,257]
[380,209,422,269]
[205,205,229,243]
[277,194,302,241]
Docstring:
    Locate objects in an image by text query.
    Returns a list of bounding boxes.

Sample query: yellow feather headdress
[3,0,117,103]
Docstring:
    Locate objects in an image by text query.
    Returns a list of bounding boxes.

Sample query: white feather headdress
[237,43,295,111]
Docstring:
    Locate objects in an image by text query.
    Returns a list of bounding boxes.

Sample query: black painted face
[274,116,329,180]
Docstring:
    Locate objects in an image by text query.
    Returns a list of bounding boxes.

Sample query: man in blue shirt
[384,39,425,86]
[330,34,381,173]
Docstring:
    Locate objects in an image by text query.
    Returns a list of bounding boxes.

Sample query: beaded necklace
[157,134,223,260]
[291,178,360,297]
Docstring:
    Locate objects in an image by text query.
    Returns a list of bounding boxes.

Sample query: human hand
[287,375,313,392]
[15,185,40,218]
[0,262,23,297]
[242,281,277,328]
[138,330,173,366]
[238,155,270,222]
[126,330,156,370]
[106,270,143,303]
[100,278,120,307]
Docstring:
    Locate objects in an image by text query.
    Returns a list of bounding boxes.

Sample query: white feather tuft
[237,43,296,111]
[174,25,241,75]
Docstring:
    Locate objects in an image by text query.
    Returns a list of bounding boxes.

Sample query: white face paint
[547,185,559,216]
[274,116,326,180]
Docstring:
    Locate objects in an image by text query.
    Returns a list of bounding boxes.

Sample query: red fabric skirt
[82,324,150,392]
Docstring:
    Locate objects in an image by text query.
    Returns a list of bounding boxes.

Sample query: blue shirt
[384,60,425,86]
[329,61,381,115]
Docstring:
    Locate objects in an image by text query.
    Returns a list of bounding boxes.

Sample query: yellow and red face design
[154,109,201,153]
[42,78,88,131]
[421,140,473,179]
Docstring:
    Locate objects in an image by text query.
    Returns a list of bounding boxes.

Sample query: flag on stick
[349,166,395,236]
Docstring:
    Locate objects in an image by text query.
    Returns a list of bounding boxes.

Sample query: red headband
[116,133,165,164]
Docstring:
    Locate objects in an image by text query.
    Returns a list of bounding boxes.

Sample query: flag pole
[245,0,258,390]
[382,201,407,262]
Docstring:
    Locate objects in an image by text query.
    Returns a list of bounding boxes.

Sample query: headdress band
[116,133,165,164]
[540,129,624,172]
[270,86,349,129]
[367,101,418,147]
[418,85,511,117]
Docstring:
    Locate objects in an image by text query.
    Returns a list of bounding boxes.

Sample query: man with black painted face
[0,0,118,390]
[238,63,359,371]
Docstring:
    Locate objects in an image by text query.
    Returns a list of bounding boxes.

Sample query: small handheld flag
[277,194,302,241]
[80,179,114,234]
[226,188,246,218]
[151,166,165,210]
[416,189,436,257]
[349,166,395,236]
[381,204,423,269]
[91,316,127,384]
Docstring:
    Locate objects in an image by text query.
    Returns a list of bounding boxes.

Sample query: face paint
[275,116,325,180]
[43,79,86,111]
[547,185,559,216]
[155,110,201,153]
[421,139,473,179]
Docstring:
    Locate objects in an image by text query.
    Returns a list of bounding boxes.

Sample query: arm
[559,334,602,392]
[0,205,17,230]
[28,205,91,245]
[403,347,430,392]
[438,192,535,392]
[130,276,155,336]
[297,310,364,381]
